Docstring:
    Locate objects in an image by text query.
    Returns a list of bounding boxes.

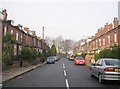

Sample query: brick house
[80,17,120,53]
[1,9,50,58]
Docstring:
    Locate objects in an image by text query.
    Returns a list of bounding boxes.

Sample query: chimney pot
[2,9,7,21]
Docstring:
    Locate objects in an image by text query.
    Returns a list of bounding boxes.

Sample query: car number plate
[115,69,120,72]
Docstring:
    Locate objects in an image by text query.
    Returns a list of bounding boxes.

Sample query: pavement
[2,62,46,83]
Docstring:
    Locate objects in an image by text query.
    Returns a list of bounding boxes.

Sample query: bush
[2,52,10,65]
[30,49,38,61]
[81,52,87,58]
[20,47,31,60]
[20,47,38,63]
[117,46,120,59]
[94,53,100,61]
[94,45,120,61]
[99,48,112,58]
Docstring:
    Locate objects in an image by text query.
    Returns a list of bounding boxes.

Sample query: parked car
[47,57,55,64]
[90,58,120,84]
[69,55,74,60]
[53,56,60,61]
[74,56,85,65]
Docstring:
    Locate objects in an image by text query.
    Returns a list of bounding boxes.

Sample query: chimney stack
[113,17,118,28]
[37,37,41,40]
[2,9,7,21]
[18,24,23,30]
[32,31,36,36]
[108,23,113,30]
[24,27,29,33]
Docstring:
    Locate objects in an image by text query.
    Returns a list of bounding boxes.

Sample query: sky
[0,0,119,41]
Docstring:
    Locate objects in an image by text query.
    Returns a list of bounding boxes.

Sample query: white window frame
[11,30,13,34]
[4,26,7,35]
[108,35,110,45]
[16,33,19,41]
[14,44,17,55]
[21,34,23,42]
[96,40,98,49]
[103,37,106,46]
[99,38,101,46]
[114,32,117,43]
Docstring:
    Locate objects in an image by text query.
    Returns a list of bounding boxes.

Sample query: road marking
[63,65,65,69]
[63,62,70,89]
[63,62,64,66]
[64,70,67,76]
[65,79,70,89]
[0,84,3,87]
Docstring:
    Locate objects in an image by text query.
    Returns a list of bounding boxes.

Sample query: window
[11,30,13,34]
[96,59,103,66]
[14,45,17,55]
[114,32,117,43]
[93,41,95,49]
[16,33,18,41]
[21,34,23,42]
[4,26,7,35]
[108,35,110,45]
[96,40,98,49]
[99,38,101,46]
[103,37,106,46]
[105,59,120,66]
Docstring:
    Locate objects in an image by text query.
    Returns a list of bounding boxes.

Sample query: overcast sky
[0,0,119,41]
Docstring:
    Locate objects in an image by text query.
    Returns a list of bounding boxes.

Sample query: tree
[2,32,14,65]
[50,44,57,56]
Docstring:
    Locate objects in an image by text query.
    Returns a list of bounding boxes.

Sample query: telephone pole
[41,26,45,54]
[42,26,44,40]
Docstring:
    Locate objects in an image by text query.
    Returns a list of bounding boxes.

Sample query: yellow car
[69,56,74,60]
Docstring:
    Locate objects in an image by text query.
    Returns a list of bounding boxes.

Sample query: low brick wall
[22,60,30,67]
[12,61,20,68]
[12,60,31,67]
[32,58,41,65]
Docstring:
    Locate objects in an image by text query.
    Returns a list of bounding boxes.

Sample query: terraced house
[0,9,49,57]
[80,17,120,53]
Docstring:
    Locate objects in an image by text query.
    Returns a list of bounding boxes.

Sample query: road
[3,57,120,88]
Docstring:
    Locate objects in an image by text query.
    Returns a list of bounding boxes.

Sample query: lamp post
[0,17,2,87]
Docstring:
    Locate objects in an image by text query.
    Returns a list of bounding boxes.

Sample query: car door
[94,59,102,77]
[95,59,104,77]
[91,60,100,76]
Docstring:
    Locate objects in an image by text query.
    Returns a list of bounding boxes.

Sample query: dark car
[90,58,120,84]
[53,55,60,61]
[47,57,55,64]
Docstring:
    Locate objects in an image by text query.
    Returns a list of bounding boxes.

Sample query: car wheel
[90,70,94,77]
[98,74,104,84]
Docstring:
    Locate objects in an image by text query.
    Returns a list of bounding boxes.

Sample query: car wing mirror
[91,63,96,66]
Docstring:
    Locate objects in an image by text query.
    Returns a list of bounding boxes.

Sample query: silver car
[90,58,120,84]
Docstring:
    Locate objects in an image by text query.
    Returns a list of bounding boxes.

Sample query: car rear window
[75,57,84,60]
[48,57,54,60]
[105,59,120,66]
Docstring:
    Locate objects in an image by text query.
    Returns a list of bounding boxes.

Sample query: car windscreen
[47,57,54,61]
[105,59,120,66]
[75,57,84,60]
